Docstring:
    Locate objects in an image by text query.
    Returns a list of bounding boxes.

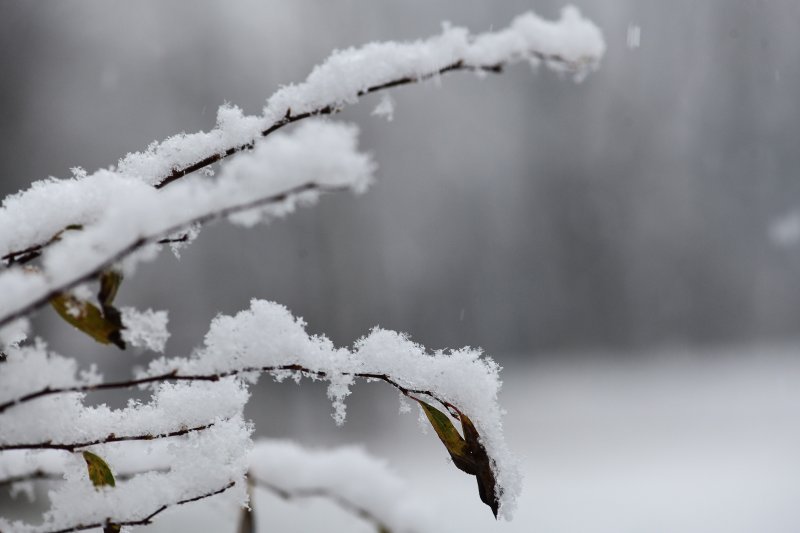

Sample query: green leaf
[82,452,121,532]
[82,451,116,488]
[50,293,126,349]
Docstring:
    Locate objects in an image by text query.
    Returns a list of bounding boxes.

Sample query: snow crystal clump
[0,318,29,350]
[371,94,395,122]
[121,307,170,353]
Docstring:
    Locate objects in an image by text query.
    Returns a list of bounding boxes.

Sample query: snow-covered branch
[126,6,604,189]
[35,482,236,533]
[1,440,437,533]
[0,300,520,518]
[0,424,213,453]
[0,419,250,533]
[0,373,248,453]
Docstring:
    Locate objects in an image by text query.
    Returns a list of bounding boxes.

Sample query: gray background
[2,1,800,532]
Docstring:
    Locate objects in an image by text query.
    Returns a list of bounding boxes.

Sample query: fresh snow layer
[0,340,101,407]
[144,299,522,518]
[0,121,375,328]
[249,440,439,532]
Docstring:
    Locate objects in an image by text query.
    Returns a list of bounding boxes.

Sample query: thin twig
[0,468,169,487]
[0,365,459,418]
[0,423,213,452]
[250,475,392,532]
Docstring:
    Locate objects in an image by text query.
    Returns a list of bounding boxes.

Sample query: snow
[120,307,170,353]
[0,318,29,350]
[464,7,605,69]
[249,440,438,532]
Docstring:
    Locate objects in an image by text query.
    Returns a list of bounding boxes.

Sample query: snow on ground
[122,343,800,532]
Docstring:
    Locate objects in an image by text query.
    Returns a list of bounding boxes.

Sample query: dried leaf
[460,413,500,517]
[98,270,123,308]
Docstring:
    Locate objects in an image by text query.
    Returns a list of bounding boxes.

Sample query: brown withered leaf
[417,400,500,517]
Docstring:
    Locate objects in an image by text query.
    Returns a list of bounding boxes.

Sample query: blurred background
[2,0,800,531]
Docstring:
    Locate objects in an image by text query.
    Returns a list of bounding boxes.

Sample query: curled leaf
[460,413,500,517]
[51,294,126,349]
[417,400,474,474]
[417,400,500,518]
[98,270,123,308]
[49,270,126,349]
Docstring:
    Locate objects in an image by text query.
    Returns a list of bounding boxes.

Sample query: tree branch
[0,469,168,488]
[0,423,213,452]
[153,54,573,191]
[35,481,236,533]
[0,182,345,329]
[0,365,460,418]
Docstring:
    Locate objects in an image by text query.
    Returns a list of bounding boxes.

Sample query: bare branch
[0,365,461,422]
[0,365,459,418]
[0,423,213,453]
